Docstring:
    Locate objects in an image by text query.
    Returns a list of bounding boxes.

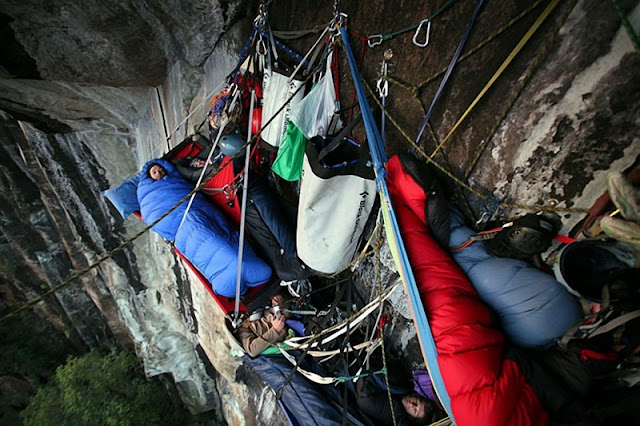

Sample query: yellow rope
[364,79,589,214]
[387,0,547,97]
[430,0,561,159]
[464,0,576,178]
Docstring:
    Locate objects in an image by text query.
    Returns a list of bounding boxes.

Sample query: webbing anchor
[412,19,431,47]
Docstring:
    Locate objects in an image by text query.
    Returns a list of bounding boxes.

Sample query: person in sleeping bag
[137,158,272,298]
[235,293,289,357]
[447,206,584,349]
[386,153,592,425]
[355,354,445,426]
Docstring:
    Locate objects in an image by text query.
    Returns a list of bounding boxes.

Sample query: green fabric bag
[271,121,308,181]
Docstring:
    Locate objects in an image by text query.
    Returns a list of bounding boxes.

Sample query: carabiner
[475,212,491,226]
[412,19,431,48]
[257,37,267,56]
[368,34,383,48]
[376,78,388,98]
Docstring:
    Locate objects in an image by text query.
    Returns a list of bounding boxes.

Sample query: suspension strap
[363,77,589,215]
[414,0,485,145]
[233,90,257,327]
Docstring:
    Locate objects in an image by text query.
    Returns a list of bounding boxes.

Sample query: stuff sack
[261,67,305,148]
[296,135,376,274]
[272,55,340,181]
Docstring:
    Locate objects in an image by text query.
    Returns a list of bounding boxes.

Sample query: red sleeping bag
[386,154,549,426]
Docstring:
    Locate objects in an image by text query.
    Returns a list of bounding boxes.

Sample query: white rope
[282,282,400,350]
[176,88,241,232]
[146,79,229,162]
[276,340,383,385]
[234,90,256,324]
[287,25,329,84]
[166,79,228,142]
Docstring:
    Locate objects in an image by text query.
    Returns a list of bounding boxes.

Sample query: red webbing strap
[449,226,504,252]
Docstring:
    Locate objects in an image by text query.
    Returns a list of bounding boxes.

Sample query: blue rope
[340,27,454,421]
[339,27,386,182]
[414,0,485,146]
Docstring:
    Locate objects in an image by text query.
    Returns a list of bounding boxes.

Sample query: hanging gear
[483,213,558,259]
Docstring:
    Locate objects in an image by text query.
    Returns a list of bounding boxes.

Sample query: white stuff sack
[290,53,340,140]
[296,152,376,274]
[261,70,305,148]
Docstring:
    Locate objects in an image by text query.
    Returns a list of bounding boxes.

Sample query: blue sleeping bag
[448,207,583,349]
[137,159,271,297]
[244,353,368,426]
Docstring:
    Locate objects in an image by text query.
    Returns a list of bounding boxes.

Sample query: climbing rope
[362,78,589,215]
[429,0,562,160]
[281,283,400,352]
[0,183,202,323]
[383,0,547,96]
[424,118,480,223]
[464,0,577,179]
[1,49,320,324]
[414,0,485,145]
[253,285,399,394]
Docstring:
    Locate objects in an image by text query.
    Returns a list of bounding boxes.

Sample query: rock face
[1,0,639,424]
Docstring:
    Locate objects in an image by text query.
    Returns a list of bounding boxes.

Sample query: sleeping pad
[448,207,583,349]
[386,154,549,425]
[137,158,271,297]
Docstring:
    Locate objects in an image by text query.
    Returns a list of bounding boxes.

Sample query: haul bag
[296,137,376,274]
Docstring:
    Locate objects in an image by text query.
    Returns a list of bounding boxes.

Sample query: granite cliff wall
[0,0,639,424]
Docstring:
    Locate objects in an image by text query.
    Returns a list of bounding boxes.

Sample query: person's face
[149,164,167,180]
[402,394,427,421]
